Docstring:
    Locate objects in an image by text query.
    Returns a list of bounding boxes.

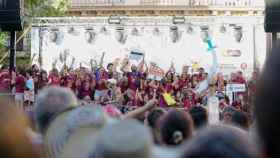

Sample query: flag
[163,93,176,106]
[206,38,217,52]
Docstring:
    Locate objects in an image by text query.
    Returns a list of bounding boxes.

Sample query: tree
[25,0,69,17]
[0,0,70,66]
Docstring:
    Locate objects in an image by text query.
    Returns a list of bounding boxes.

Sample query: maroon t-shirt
[79,89,92,98]
[96,79,107,91]
[15,75,25,93]
[164,83,173,93]
[0,71,10,92]
[48,74,60,85]
[127,72,142,91]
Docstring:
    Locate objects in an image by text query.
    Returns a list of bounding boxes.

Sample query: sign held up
[226,84,246,92]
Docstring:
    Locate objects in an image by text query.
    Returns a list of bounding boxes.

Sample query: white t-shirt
[207,95,220,125]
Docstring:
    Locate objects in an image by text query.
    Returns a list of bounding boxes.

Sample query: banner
[226,84,246,92]
[148,63,165,81]
[129,51,144,66]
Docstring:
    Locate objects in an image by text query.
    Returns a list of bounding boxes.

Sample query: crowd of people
[1,51,256,117]
[0,49,265,158]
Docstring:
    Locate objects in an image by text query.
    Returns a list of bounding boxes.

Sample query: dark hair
[159,109,193,145]
[181,125,258,158]
[147,108,166,144]
[147,108,165,128]
[107,63,114,70]
[230,111,249,130]
[254,44,280,158]
[189,106,208,129]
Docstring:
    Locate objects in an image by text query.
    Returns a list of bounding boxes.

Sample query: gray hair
[34,86,78,133]
[96,119,153,158]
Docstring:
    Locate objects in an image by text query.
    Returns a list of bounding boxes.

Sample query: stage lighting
[170,26,181,43]
[115,27,127,44]
[234,26,243,42]
[153,27,160,36]
[49,28,63,44]
[49,28,58,42]
[131,27,139,36]
[186,24,194,34]
[108,16,121,24]
[220,24,227,33]
[173,16,186,25]
[100,26,109,35]
[68,26,79,36]
[200,26,210,42]
[85,28,96,44]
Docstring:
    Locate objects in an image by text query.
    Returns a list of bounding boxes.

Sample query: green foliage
[0,32,8,48]
[0,0,70,66]
[25,0,70,17]
[0,32,8,59]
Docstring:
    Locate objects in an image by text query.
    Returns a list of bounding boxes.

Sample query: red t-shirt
[127,72,141,91]
[15,75,25,93]
[48,75,60,85]
[179,79,188,89]
[164,83,173,93]
[79,89,92,99]
[0,71,10,92]
[96,79,107,91]
[183,99,193,111]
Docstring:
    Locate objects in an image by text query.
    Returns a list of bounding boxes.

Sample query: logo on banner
[148,63,165,81]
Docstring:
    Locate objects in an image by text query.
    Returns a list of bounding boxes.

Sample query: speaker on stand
[265,0,280,47]
[0,0,23,91]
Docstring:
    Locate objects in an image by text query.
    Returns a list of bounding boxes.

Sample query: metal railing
[70,0,264,8]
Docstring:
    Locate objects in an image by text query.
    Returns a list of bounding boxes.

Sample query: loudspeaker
[265,0,280,32]
[0,0,23,31]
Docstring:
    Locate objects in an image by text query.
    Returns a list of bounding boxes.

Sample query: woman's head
[165,71,174,81]
[230,111,249,130]
[189,106,208,129]
[52,68,59,76]
[40,70,48,79]
[159,109,193,145]
[146,108,166,129]
[107,63,114,72]
[85,74,91,82]
[181,73,189,80]
[181,125,258,158]
[83,81,90,90]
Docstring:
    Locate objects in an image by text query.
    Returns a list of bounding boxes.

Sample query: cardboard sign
[129,51,144,66]
[148,64,165,81]
[226,84,246,92]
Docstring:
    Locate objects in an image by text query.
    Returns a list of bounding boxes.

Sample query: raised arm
[195,51,218,95]
[168,60,176,73]
[120,57,130,73]
[137,54,145,73]
[207,50,219,83]
[122,98,157,119]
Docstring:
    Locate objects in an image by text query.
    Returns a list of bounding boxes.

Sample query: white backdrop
[31,19,266,76]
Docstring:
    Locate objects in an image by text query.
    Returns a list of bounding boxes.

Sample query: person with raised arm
[195,50,219,124]
[195,50,219,95]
